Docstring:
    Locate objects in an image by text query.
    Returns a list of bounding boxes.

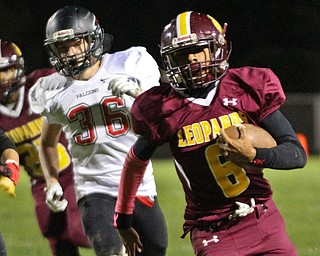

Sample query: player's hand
[44,181,68,212]
[108,76,142,98]
[0,161,20,185]
[218,125,256,163]
[229,198,256,219]
[117,227,144,256]
[0,176,16,197]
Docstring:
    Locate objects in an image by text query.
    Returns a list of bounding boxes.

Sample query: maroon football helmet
[0,40,26,103]
[160,11,231,92]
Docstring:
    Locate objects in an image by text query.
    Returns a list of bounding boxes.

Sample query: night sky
[1,0,320,92]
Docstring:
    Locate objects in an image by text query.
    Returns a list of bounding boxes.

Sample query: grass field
[0,156,319,255]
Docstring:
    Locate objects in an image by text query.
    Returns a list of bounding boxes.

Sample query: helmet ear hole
[102,34,113,53]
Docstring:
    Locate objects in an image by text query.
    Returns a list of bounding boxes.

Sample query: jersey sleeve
[258,68,286,121]
[28,73,66,124]
[120,46,160,92]
[131,85,176,145]
[28,77,48,115]
[27,68,56,113]
[226,67,286,123]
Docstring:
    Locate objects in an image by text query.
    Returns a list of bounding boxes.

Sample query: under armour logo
[202,235,219,246]
[223,98,237,106]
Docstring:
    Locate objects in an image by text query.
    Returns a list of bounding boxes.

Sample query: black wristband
[114,213,133,229]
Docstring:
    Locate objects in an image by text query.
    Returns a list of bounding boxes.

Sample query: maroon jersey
[131,67,285,230]
[0,68,72,179]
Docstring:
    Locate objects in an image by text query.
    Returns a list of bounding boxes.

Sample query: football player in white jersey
[28,6,167,256]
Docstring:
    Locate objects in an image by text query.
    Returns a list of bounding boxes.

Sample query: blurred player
[0,128,20,256]
[0,40,91,255]
[114,11,307,255]
[29,6,167,256]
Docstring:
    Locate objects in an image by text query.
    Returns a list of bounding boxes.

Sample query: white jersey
[29,46,159,200]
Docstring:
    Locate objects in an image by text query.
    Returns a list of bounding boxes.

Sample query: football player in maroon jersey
[114,11,307,255]
[0,40,91,255]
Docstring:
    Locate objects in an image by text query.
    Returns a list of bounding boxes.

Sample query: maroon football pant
[190,199,297,255]
[31,170,91,256]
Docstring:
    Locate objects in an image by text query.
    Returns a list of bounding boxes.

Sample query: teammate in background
[0,129,20,256]
[113,11,307,255]
[29,6,167,256]
[0,40,91,256]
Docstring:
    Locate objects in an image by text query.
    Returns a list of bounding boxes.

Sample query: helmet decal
[11,43,22,56]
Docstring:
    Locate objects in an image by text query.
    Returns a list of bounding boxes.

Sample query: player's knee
[90,237,124,256]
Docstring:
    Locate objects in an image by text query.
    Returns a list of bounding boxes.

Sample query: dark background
[1,0,320,93]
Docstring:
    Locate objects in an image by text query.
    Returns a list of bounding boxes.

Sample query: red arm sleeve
[115,147,150,214]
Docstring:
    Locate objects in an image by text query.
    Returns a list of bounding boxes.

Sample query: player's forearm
[255,110,307,169]
[115,147,149,214]
[39,143,60,184]
[0,148,20,186]
[255,142,306,169]
[1,148,19,164]
[114,146,150,230]
[0,136,20,186]
[39,121,63,183]
[0,132,17,157]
